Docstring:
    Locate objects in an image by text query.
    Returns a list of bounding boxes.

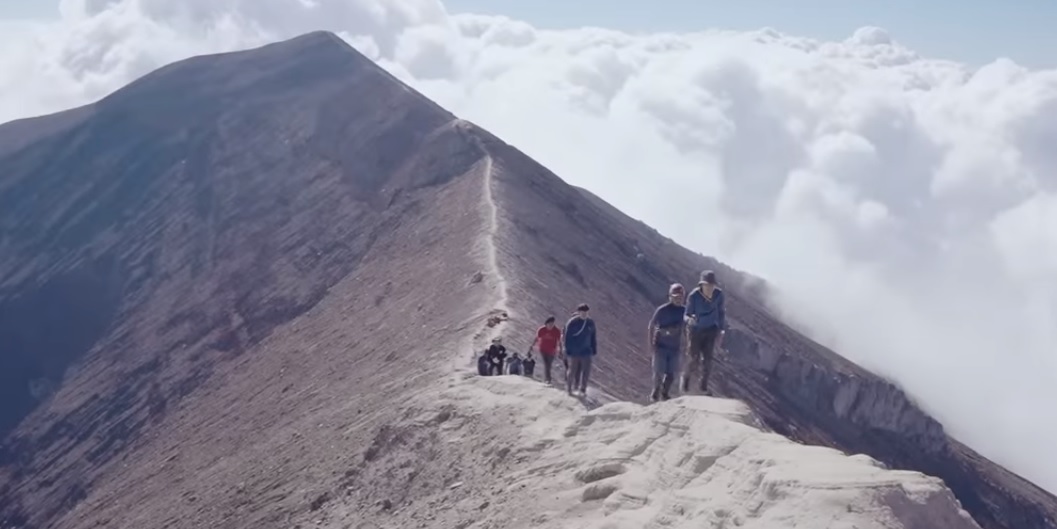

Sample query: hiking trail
[478,142,510,345]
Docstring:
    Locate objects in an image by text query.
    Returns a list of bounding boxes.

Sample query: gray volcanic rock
[0,30,1053,529]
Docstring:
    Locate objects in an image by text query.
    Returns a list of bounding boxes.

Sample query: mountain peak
[282,29,352,50]
[91,30,393,118]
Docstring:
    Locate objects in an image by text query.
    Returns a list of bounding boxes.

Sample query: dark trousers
[683,327,720,392]
[542,354,556,382]
[489,359,504,376]
[652,347,680,398]
[567,356,592,394]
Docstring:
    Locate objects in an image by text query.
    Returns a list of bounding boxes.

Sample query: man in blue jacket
[647,283,687,402]
[682,270,726,396]
[563,303,597,397]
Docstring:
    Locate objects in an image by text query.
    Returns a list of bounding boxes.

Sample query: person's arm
[527,332,540,354]
[563,320,573,349]
[590,320,598,356]
[716,291,727,349]
[647,306,659,350]
[684,292,697,324]
[718,291,727,330]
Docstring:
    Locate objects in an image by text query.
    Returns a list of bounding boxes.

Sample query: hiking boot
[661,392,671,401]
[699,381,713,397]
[650,388,660,402]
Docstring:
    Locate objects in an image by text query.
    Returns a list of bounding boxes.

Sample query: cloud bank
[3,0,1057,493]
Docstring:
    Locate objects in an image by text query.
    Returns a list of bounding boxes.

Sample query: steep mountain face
[0,30,1052,529]
[0,32,497,528]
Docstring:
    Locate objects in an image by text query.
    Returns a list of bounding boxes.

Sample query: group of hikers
[477,269,726,401]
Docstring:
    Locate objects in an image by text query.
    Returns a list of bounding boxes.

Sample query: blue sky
[3,0,1055,68]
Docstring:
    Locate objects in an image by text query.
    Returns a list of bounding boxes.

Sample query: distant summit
[0,31,1054,529]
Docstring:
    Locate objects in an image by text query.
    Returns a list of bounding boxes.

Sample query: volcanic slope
[0,31,497,528]
[475,130,1057,529]
[0,30,1047,529]
[413,47,1057,529]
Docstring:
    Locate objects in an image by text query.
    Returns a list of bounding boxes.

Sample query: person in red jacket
[528,316,563,384]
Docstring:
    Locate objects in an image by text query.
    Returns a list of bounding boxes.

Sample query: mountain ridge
[0,30,1053,529]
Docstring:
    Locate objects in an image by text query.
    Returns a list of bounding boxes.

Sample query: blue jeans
[653,347,680,394]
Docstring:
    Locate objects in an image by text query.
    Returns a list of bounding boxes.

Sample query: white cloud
[3,0,1057,494]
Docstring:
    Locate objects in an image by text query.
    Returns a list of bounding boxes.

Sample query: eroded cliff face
[723,328,947,449]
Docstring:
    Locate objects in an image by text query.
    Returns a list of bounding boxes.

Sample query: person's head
[699,270,718,293]
[492,336,502,346]
[668,283,685,304]
[576,303,590,318]
[544,316,556,328]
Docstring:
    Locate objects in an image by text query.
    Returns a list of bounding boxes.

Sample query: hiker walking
[486,337,508,376]
[647,283,687,402]
[527,316,563,384]
[682,270,726,395]
[563,304,597,396]
[522,352,536,377]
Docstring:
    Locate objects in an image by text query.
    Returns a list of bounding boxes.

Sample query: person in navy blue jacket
[563,303,597,397]
[682,270,726,395]
[647,283,687,401]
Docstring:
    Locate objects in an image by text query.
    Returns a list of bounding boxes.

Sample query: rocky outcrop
[724,327,947,449]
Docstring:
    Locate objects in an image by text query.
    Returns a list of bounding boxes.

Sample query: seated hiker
[486,337,507,376]
[647,283,687,401]
[507,351,523,375]
[522,352,536,377]
[682,270,727,396]
[563,303,597,397]
[527,316,563,384]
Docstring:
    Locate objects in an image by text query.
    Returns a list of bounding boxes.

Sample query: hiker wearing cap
[563,304,597,396]
[527,316,563,384]
[486,336,508,376]
[647,283,687,402]
[682,270,727,395]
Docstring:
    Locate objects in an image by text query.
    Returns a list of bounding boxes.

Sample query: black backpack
[477,353,490,376]
[523,357,536,376]
[508,357,523,375]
